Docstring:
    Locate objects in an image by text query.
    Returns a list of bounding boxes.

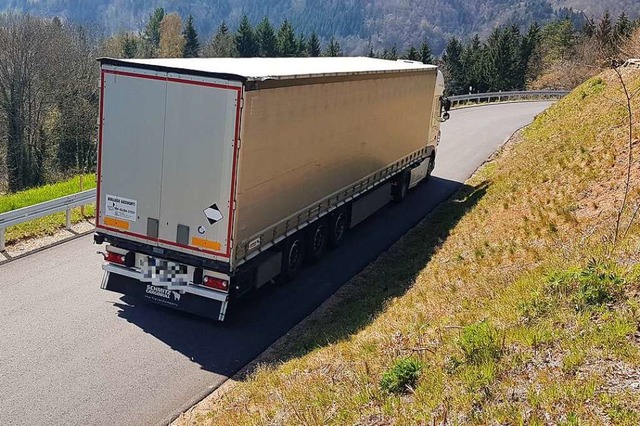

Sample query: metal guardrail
[0,189,96,251]
[449,90,570,107]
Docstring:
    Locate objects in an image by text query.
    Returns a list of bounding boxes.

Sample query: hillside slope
[182,70,640,424]
[1,0,636,52]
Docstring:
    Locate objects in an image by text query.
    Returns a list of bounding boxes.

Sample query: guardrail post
[65,208,72,230]
[0,227,5,252]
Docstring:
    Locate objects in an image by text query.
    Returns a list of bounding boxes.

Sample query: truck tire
[426,154,436,180]
[392,170,410,203]
[306,220,328,262]
[281,233,305,282]
[328,209,349,249]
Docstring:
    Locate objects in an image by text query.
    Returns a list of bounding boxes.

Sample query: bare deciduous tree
[52,23,99,179]
[0,14,59,191]
[0,14,99,192]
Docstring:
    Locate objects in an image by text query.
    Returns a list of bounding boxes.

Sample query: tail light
[105,251,126,265]
[203,276,229,292]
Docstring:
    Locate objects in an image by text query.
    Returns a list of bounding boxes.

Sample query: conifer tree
[204,22,237,57]
[296,32,307,56]
[596,10,614,53]
[277,20,297,56]
[460,34,484,92]
[404,45,420,61]
[308,32,321,57]
[541,18,577,61]
[122,33,138,58]
[615,12,633,41]
[235,15,258,57]
[520,22,541,84]
[325,37,341,57]
[182,15,199,58]
[143,7,165,48]
[583,17,596,38]
[389,44,398,60]
[442,37,464,94]
[256,17,277,57]
[420,40,434,64]
[367,42,376,58]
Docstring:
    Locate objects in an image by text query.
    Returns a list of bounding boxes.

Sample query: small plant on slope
[380,357,424,394]
[458,320,503,365]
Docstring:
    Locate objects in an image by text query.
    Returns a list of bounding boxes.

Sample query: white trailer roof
[100,57,437,81]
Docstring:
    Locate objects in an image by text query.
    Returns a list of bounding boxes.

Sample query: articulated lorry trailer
[95,57,449,321]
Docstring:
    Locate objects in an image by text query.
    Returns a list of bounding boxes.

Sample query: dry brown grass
[185,68,640,426]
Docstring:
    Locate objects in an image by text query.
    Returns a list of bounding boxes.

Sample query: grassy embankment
[0,174,96,244]
[194,68,640,425]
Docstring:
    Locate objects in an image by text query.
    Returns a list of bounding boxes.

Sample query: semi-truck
[95,57,449,321]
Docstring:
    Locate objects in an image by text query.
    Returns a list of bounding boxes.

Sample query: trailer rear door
[97,66,242,263]
[158,74,241,260]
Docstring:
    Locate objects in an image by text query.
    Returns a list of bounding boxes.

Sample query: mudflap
[102,272,227,321]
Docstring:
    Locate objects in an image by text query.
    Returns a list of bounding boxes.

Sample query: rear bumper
[102,263,229,321]
[95,231,233,274]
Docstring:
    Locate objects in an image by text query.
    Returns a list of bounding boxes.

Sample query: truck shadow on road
[112,176,488,378]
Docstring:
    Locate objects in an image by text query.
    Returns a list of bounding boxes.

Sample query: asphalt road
[0,102,552,426]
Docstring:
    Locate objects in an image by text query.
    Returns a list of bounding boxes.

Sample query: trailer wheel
[328,209,349,249]
[306,220,328,262]
[392,171,410,203]
[426,154,436,180]
[281,233,305,282]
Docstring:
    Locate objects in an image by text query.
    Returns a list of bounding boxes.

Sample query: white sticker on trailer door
[105,194,138,222]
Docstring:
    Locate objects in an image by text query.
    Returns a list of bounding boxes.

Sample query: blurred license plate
[143,257,188,282]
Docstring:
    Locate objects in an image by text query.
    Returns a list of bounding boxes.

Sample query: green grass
[457,320,503,366]
[0,174,96,245]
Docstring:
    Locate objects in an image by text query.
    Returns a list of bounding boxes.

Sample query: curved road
[0,102,552,426]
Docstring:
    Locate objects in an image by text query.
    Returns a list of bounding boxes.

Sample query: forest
[1,0,638,54]
[0,9,638,194]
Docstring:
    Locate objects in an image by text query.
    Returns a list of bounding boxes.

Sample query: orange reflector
[191,237,222,251]
[104,217,130,230]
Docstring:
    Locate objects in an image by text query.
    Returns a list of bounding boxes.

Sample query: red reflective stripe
[96,70,105,226]
[226,89,242,258]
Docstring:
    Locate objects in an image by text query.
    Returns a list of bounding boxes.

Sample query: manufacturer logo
[145,285,181,302]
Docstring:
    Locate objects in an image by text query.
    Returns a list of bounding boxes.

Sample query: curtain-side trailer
[95,57,448,321]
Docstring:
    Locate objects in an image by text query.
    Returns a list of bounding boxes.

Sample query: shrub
[380,357,424,394]
[544,261,626,311]
[574,261,625,309]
